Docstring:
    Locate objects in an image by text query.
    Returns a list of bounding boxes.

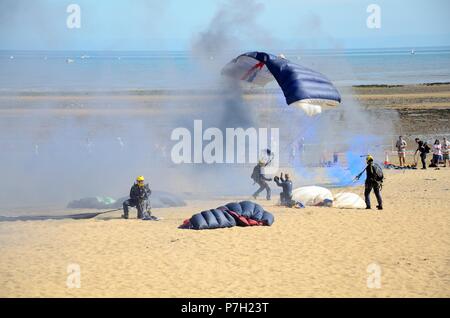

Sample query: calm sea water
[0,47,449,91]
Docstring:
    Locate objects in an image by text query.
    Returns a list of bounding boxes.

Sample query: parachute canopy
[291,186,366,209]
[333,192,366,209]
[180,201,274,230]
[222,51,341,116]
[67,191,186,209]
[292,186,333,206]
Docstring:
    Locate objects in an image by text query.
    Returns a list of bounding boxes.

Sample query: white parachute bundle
[292,186,333,206]
[333,192,366,209]
[291,187,366,209]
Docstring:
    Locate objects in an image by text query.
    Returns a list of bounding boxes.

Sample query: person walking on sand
[122,176,152,220]
[355,155,383,210]
[395,136,407,167]
[442,137,449,167]
[432,139,442,166]
[251,160,272,200]
[415,138,430,169]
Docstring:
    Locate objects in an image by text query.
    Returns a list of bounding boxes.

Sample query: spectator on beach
[395,136,407,167]
[415,138,430,170]
[289,141,297,164]
[442,137,449,167]
[333,152,339,164]
[299,137,305,154]
[432,139,442,166]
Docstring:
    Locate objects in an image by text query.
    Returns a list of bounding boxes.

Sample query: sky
[0,0,449,51]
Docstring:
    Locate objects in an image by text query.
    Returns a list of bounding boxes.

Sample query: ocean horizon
[1,46,450,92]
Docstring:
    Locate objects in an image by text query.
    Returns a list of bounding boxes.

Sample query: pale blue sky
[0,0,449,50]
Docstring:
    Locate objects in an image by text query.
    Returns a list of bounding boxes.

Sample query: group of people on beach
[396,135,450,169]
[121,135,449,219]
[251,154,384,210]
[251,160,297,207]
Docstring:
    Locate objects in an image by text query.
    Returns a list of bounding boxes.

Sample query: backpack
[251,165,260,182]
[372,163,384,182]
[424,143,431,154]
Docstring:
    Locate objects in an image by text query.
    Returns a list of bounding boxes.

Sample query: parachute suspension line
[295,113,321,142]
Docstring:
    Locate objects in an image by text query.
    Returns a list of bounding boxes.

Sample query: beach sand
[0,83,449,297]
[1,168,449,298]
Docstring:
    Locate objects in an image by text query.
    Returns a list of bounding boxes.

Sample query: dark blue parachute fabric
[189,208,237,230]
[223,51,341,107]
[183,201,274,230]
[223,201,268,223]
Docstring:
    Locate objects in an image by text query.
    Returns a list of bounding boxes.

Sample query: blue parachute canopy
[222,51,341,115]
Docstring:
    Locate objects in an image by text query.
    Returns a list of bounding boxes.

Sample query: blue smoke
[325,134,385,186]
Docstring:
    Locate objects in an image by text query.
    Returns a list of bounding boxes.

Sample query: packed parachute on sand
[180,201,274,230]
[67,190,186,209]
[290,186,367,209]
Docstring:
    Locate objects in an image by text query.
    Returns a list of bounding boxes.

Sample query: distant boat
[9,55,14,60]
[410,49,415,55]
[66,58,75,64]
[80,54,89,59]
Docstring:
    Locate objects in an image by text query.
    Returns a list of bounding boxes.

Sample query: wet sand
[1,83,449,135]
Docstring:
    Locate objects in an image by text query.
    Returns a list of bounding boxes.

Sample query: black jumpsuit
[362,163,383,209]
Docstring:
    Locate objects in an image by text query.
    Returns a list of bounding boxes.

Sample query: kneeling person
[274,172,294,207]
[122,176,152,219]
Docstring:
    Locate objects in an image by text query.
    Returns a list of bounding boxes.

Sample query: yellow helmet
[366,155,374,163]
[136,176,144,187]
[136,176,145,186]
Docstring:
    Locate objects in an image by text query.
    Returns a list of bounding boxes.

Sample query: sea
[0,46,450,92]
[1,47,450,211]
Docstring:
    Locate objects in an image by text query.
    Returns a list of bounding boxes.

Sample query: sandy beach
[2,0,450,302]
[0,167,449,298]
[0,83,449,298]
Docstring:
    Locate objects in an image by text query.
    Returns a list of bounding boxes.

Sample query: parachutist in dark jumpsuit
[355,156,383,210]
[274,173,294,207]
[251,161,272,200]
[122,176,152,219]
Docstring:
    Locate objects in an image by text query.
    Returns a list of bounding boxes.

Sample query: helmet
[366,155,374,163]
[136,175,145,187]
